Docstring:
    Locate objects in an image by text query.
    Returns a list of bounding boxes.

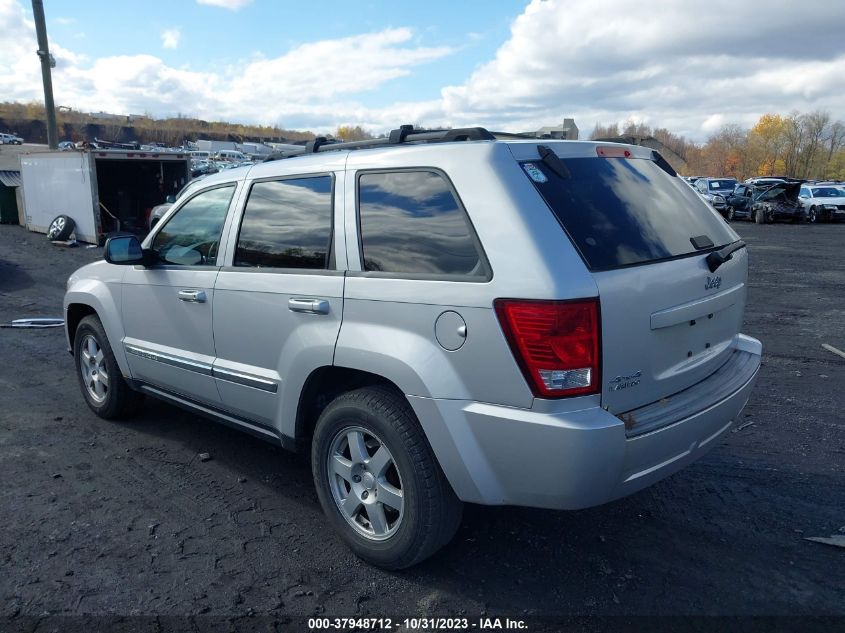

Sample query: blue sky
[43,0,522,109]
[3,0,845,140]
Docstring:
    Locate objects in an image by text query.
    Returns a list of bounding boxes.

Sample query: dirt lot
[0,221,843,627]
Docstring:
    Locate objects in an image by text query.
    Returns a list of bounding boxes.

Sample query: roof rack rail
[263,124,501,162]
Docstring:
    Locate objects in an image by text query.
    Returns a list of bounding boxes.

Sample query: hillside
[0,102,316,146]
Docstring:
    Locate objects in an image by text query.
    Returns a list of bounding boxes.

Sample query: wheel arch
[293,365,405,448]
[64,288,130,376]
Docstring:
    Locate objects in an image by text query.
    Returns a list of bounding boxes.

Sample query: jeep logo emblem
[705,275,722,290]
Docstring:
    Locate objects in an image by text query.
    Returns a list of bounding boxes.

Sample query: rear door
[515,144,745,414]
[211,172,345,429]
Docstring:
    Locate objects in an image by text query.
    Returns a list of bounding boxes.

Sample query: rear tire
[808,207,817,223]
[312,386,463,569]
[74,315,144,419]
[727,206,735,221]
[47,214,75,241]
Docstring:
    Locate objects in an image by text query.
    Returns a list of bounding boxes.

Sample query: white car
[798,185,845,223]
[0,132,24,145]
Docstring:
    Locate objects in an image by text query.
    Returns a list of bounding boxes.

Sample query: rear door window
[357,170,488,278]
[234,175,333,269]
[522,157,736,271]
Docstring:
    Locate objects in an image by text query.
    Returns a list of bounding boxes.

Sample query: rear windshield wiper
[537,145,570,180]
[705,240,746,272]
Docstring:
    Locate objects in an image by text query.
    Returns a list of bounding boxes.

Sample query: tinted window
[522,158,737,270]
[152,185,234,266]
[234,176,333,269]
[358,171,485,277]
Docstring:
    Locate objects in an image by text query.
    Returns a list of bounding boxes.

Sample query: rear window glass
[358,170,487,277]
[709,179,737,191]
[522,157,736,270]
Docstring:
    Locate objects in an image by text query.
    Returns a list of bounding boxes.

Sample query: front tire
[755,207,766,224]
[74,315,143,419]
[727,206,735,221]
[312,386,462,569]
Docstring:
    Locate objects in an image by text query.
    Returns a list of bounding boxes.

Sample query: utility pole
[32,0,58,149]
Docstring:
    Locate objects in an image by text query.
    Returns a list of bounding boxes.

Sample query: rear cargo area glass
[523,158,736,270]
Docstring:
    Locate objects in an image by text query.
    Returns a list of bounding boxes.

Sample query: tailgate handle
[650,284,743,330]
[288,298,329,315]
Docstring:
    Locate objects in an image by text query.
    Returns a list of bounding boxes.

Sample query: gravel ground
[0,221,843,627]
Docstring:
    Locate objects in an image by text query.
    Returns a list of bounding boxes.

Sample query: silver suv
[64,126,762,569]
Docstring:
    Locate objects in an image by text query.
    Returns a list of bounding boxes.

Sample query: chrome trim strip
[124,344,213,376]
[212,367,278,393]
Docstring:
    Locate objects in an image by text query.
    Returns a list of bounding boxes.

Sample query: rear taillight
[495,298,601,398]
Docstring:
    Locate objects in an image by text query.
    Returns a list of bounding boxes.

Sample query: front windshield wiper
[706,240,746,272]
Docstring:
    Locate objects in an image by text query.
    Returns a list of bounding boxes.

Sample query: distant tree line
[591,110,845,180]
[0,101,316,146]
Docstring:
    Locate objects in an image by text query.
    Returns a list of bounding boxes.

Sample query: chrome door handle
[178,289,207,303]
[288,297,330,315]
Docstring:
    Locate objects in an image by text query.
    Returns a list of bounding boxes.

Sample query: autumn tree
[335,125,374,141]
[748,113,789,176]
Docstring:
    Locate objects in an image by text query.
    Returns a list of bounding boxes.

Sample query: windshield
[811,187,843,197]
[709,180,737,191]
[522,157,737,271]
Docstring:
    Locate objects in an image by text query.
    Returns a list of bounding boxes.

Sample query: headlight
[713,195,725,203]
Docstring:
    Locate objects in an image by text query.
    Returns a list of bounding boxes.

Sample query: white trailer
[20,149,190,244]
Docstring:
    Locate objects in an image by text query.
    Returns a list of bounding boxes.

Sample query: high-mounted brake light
[495,299,601,398]
[596,146,632,158]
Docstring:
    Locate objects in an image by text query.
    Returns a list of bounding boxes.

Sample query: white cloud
[3,0,845,140]
[414,0,845,139]
[161,28,181,50]
[196,0,252,10]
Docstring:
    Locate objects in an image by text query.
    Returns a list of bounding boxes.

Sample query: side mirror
[165,195,176,203]
[104,234,147,265]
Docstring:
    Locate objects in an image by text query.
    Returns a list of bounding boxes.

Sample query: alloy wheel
[48,216,65,239]
[79,334,109,403]
[326,426,404,541]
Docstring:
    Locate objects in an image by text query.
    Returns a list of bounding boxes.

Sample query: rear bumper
[410,334,761,510]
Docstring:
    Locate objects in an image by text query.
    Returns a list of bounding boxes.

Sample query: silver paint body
[64,140,762,510]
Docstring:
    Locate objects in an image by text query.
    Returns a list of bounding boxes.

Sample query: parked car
[725,183,769,221]
[751,180,806,223]
[0,132,24,145]
[214,149,248,163]
[695,178,738,217]
[64,128,761,569]
[798,184,845,223]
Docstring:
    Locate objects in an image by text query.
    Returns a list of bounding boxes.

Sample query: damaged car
[751,180,806,224]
